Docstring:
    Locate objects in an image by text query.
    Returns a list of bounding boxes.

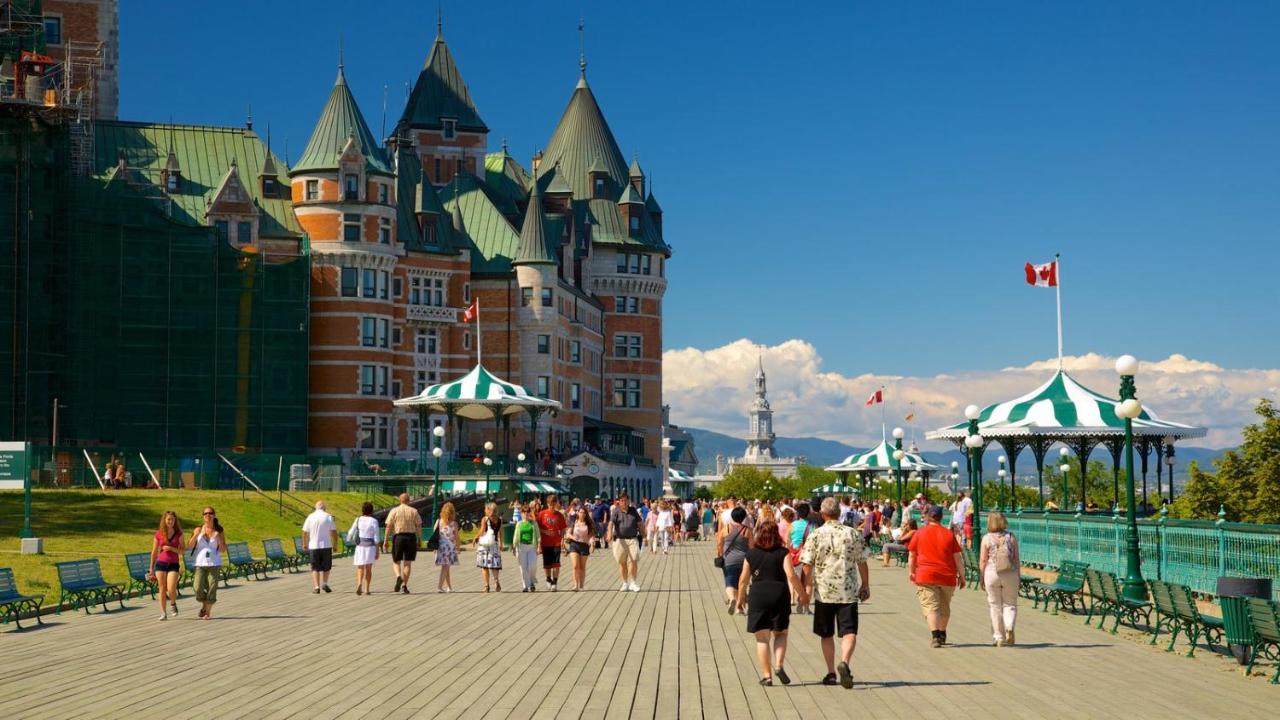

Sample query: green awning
[518,480,565,494]
[440,480,496,494]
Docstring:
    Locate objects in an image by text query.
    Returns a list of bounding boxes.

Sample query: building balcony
[406,304,458,325]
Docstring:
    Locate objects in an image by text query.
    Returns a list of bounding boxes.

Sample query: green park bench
[124,552,159,600]
[962,548,980,589]
[0,568,45,630]
[181,551,230,589]
[55,559,124,615]
[225,542,269,581]
[263,538,300,573]
[1032,560,1088,615]
[1148,579,1222,656]
[291,536,311,566]
[1245,598,1280,684]
[1089,569,1151,634]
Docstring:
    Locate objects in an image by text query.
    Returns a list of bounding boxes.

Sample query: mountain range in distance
[683,426,1230,484]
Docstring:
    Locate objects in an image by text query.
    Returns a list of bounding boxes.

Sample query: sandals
[775,667,790,685]
[759,677,772,686]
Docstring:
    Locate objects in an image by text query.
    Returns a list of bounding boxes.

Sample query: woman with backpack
[716,506,752,615]
[978,511,1021,646]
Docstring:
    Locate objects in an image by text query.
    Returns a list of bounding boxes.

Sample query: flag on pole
[1024,260,1058,287]
[904,412,914,422]
[865,389,882,406]
[462,299,478,323]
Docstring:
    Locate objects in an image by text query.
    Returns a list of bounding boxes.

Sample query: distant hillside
[683,426,1231,483]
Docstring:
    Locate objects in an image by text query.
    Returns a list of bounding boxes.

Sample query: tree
[1171,399,1280,523]
[692,485,714,501]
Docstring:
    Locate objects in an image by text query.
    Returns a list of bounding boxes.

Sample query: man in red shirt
[536,495,568,591]
[907,504,965,648]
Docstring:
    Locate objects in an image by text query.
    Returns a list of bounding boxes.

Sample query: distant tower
[744,355,776,460]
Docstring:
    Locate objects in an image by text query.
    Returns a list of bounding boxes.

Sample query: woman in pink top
[564,506,596,591]
[149,511,184,621]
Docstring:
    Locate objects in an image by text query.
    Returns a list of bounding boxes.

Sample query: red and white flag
[865,389,883,406]
[1025,260,1058,287]
[462,299,478,323]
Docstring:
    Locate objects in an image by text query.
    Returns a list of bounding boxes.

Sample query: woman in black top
[736,518,801,686]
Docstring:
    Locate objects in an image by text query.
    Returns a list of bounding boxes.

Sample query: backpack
[991,533,1014,572]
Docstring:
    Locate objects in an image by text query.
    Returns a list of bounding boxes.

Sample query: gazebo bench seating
[55,559,125,614]
[0,568,44,630]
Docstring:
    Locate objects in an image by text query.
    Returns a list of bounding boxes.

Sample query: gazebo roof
[812,482,857,494]
[925,370,1206,441]
[668,468,694,482]
[393,364,561,420]
[826,440,939,473]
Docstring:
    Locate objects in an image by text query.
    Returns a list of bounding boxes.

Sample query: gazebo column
[1138,437,1151,515]
[996,439,1024,510]
[1068,437,1099,511]
[1102,437,1125,511]
[1153,440,1165,506]
[445,408,458,457]
[501,415,512,466]
[1028,436,1051,509]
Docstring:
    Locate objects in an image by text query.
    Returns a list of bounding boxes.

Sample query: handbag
[425,523,440,551]
[477,527,496,548]
[345,521,360,547]
[713,556,725,569]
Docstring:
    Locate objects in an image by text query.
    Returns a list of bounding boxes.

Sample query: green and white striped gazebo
[811,482,857,495]
[925,370,1206,507]
[825,440,939,474]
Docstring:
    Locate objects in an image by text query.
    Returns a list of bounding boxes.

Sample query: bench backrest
[56,559,107,589]
[292,536,307,555]
[226,541,251,563]
[1247,598,1280,642]
[124,552,152,581]
[1147,580,1177,615]
[1055,561,1088,587]
[1084,568,1106,599]
[1168,583,1200,620]
[1098,571,1123,602]
[263,538,285,559]
[0,568,20,601]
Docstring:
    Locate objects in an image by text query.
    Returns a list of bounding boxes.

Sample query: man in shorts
[607,494,642,592]
[799,497,871,689]
[537,495,568,591]
[383,493,422,594]
[908,504,965,647]
[301,501,338,594]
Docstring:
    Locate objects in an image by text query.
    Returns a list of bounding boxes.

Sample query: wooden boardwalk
[0,540,1274,718]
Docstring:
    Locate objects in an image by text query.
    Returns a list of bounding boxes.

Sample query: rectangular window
[442,119,457,140]
[379,217,391,244]
[340,268,358,297]
[642,255,652,275]
[571,383,581,410]
[378,318,389,348]
[541,288,553,307]
[614,296,625,313]
[521,287,533,307]
[213,220,229,242]
[415,371,428,394]
[433,157,441,182]
[536,377,550,399]
[537,335,550,354]
[305,180,319,201]
[617,254,628,274]
[343,213,361,242]
[629,254,641,274]
[464,332,471,350]
[463,283,471,302]
[570,340,581,363]
[344,174,359,200]
[628,297,639,314]
[379,271,389,300]
[593,177,605,198]
[433,278,444,306]
[410,277,422,305]
[416,329,438,355]
[236,221,252,244]
[391,379,402,399]
[392,327,401,346]
[262,177,276,196]
[361,318,376,347]
[629,216,640,233]
[612,378,641,408]
[393,278,402,298]
[360,365,375,395]
[358,416,389,450]
[377,366,389,396]
[43,16,62,45]
[362,269,376,298]
[378,183,389,204]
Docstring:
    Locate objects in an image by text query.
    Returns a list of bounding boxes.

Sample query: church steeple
[745,354,776,460]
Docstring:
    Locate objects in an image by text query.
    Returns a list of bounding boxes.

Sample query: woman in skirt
[474,502,504,592]
[434,502,460,593]
[348,501,380,595]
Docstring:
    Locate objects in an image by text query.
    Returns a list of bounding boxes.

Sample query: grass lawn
[0,489,398,594]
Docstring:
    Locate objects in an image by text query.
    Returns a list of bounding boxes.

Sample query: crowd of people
[142,489,1025,687]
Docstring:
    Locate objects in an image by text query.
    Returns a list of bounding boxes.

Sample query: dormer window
[442,118,457,140]
[629,216,640,234]
[262,177,276,197]
[418,215,437,245]
[593,176,605,198]
[166,173,179,193]
[344,174,359,201]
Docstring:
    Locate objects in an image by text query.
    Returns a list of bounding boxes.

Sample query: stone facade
[715,359,806,479]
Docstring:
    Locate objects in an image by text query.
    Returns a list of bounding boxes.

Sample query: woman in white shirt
[656,501,674,554]
[187,506,228,621]
[348,501,380,595]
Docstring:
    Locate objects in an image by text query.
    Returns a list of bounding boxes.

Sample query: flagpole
[475,296,482,366]
[1055,252,1063,370]
[880,386,886,442]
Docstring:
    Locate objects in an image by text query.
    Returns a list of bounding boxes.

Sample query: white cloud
[663,339,1280,450]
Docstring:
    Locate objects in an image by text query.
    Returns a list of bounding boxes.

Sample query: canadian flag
[461,299,478,323]
[865,389,883,406]
[1025,260,1058,288]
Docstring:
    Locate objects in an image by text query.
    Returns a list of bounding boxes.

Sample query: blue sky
[122,1,1280,378]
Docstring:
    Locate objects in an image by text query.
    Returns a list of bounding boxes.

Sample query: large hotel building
[1,3,671,492]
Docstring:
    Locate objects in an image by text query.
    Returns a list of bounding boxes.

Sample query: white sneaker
[629,582,641,592]
[158,613,167,621]
[620,582,630,592]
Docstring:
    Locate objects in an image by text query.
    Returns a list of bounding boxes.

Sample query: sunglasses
[203,511,215,516]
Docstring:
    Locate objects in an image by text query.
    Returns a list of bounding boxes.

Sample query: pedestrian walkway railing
[1002,510,1280,601]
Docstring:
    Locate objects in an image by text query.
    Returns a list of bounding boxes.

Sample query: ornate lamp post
[1163,437,1176,505]
[1115,354,1148,601]
[482,440,495,497]
[996,455,1007,511]
[1059,447,1071,510]
[963,405,984,537]
[950,461,959,495]
[891,427,905,508]
[428,425,445,527]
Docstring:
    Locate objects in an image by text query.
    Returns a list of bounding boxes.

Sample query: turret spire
[578,18,587,80]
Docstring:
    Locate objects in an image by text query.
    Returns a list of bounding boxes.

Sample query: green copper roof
[587,155,610,174]
[399,32,487,132]
[537,75,628,200]
[293,67,391,175]
[543,169,573,195]
[617,184,644,205]
[439,171,520,273]
[645,191,662,214]
[513,181,556,266]
[93,120,300,239]
[394,140,455,254]
[482,148,529,215]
